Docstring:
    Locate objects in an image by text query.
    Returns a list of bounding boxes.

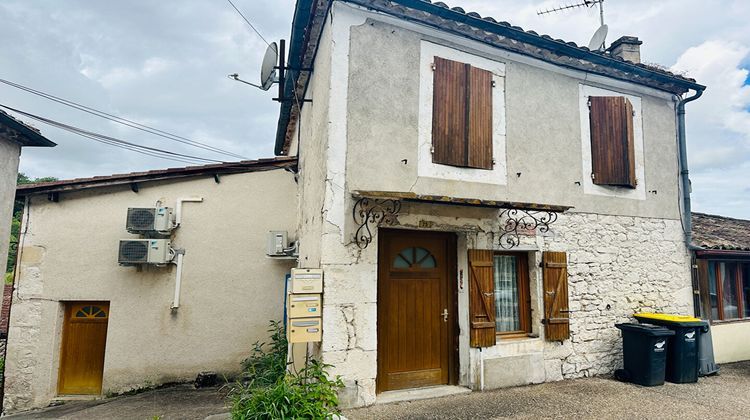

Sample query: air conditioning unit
[126,207,174,234]
[267,231,289,256]
[118,239,173,265]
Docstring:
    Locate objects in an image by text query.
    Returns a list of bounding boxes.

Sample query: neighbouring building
[275,0,705,407]
[0,110,56,290]
[692,212,750,364]
[3,158,298,412]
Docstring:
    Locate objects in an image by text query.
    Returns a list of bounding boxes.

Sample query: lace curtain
[494,255,520,332]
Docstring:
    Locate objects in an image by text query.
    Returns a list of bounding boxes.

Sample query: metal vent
[127,208,156,231]
[119,240,149,263]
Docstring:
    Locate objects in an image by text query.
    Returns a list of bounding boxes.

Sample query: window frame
[702,259,750,324]
[492,251,531,338]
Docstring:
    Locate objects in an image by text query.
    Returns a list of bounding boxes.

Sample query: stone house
[3,158,298,412]
[691,212,750,364]
[275,0,705,407]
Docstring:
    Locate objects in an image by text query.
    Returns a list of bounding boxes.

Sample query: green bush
[230,321,344,419]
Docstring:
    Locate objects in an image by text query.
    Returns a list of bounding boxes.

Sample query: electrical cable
[0,78,248,160]
[225,0,270,46]
[0,104,224,165]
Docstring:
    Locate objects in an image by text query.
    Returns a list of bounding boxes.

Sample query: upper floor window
[588,96,637,188]
[431,56,493,170]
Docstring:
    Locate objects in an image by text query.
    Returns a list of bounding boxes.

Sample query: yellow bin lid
[634,313,701,322]
[633,312,706,328]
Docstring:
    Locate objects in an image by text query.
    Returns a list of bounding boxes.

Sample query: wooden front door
[58,302,110,395]
[377,230,456,392]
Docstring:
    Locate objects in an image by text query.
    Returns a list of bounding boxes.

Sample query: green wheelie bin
[615,323,674,386]
[633,313,709,383]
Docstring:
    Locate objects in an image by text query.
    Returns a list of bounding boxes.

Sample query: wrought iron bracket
[498,209,559,249]
[352,197,401,249]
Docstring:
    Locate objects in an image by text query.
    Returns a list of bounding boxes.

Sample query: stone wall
[317,205,693,407]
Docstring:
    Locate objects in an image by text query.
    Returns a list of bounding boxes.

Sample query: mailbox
[288,294,321,319]
[291,268,323,294]
[288,318,322,343]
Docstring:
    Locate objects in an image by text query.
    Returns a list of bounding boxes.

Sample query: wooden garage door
[377,230,457,392]
[58,302,110,395]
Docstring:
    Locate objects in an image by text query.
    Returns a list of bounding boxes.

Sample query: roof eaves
[0,111,56,147]
[16,157,298,196]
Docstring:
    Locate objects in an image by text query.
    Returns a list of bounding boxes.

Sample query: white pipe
[171,252,185,310]
[175,197,203,227]
[479,348,485,391]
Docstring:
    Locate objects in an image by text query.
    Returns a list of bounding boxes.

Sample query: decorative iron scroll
[498,209,558,249]
[353,197,401,249]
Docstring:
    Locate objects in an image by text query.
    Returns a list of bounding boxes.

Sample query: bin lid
[615,323,675,336]
[633,313,708,327]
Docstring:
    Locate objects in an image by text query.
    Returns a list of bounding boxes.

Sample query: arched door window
[75,305,108,319]
[393,247,437,269]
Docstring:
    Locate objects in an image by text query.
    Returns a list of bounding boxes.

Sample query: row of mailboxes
[287,268,323,343]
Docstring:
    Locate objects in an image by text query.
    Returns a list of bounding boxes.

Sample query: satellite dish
[587,24,608,51]
[260,42,278,91]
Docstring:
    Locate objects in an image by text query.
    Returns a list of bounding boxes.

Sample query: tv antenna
[538,0,605,26]
[228,40,312,103]
[537,0,608,51]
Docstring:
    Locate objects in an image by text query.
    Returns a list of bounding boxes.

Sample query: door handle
[441,309,449,322]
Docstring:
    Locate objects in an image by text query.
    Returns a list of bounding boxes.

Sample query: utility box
[290,268,323,294]
[126,207,174,234]
[288,318,322,343]
[288,294,321,319]
[267,231,288,256]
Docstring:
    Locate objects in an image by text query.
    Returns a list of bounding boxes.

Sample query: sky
[1,0,749,218]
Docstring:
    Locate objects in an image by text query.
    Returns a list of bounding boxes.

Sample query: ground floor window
[493,252,531,336]
[704,260,750,321]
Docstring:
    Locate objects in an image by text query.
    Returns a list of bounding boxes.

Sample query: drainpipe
[676,88,704,250]
[676,88,705,318]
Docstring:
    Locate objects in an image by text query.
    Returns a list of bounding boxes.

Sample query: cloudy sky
[2,0,748,218]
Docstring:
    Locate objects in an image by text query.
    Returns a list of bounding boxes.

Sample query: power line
[0,78,248,160]
[225,0,270,46]
[0,103,225,165]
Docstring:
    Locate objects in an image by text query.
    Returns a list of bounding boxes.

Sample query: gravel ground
[4,384,229,420]
[345,361,750,420]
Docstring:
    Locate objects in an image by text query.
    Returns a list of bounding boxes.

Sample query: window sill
[710,319,750,326]
[496,333,538,342]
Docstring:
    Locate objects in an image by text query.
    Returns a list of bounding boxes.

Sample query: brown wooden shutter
[432,57,493,169]
[468,249,496,347]
[543,251,570,342]
[589,96,636,188]
[467,66,493,169]
[432,57,468,167]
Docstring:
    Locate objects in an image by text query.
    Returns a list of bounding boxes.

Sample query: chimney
[608,36,643,63]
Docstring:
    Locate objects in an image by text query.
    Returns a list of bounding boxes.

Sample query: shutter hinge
[591,173,596,181]
[632,110,636,117]
[587,98,591,109]
[430,145,435,154]
[491,158,496,166]
[634,178,639,187]
[491,80,496,88]
[431,62,436,71]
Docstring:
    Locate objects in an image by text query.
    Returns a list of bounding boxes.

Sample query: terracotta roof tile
[692,212,750,251]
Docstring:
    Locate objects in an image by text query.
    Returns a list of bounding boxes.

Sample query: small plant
[240,320,288,388]
[229,321,344,419]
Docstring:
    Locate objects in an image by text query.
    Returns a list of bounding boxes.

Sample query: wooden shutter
[432,57,493,169]
[468,249,496,347]
[467,66,493,169]
[432,57,468,167]
[543,251,570,342]
[589,96,636,188]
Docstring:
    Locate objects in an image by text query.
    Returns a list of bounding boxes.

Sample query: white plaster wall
[711,323,750,363]
[0,138,21,274]
[3,169,297,412]
[343,5,681,220]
